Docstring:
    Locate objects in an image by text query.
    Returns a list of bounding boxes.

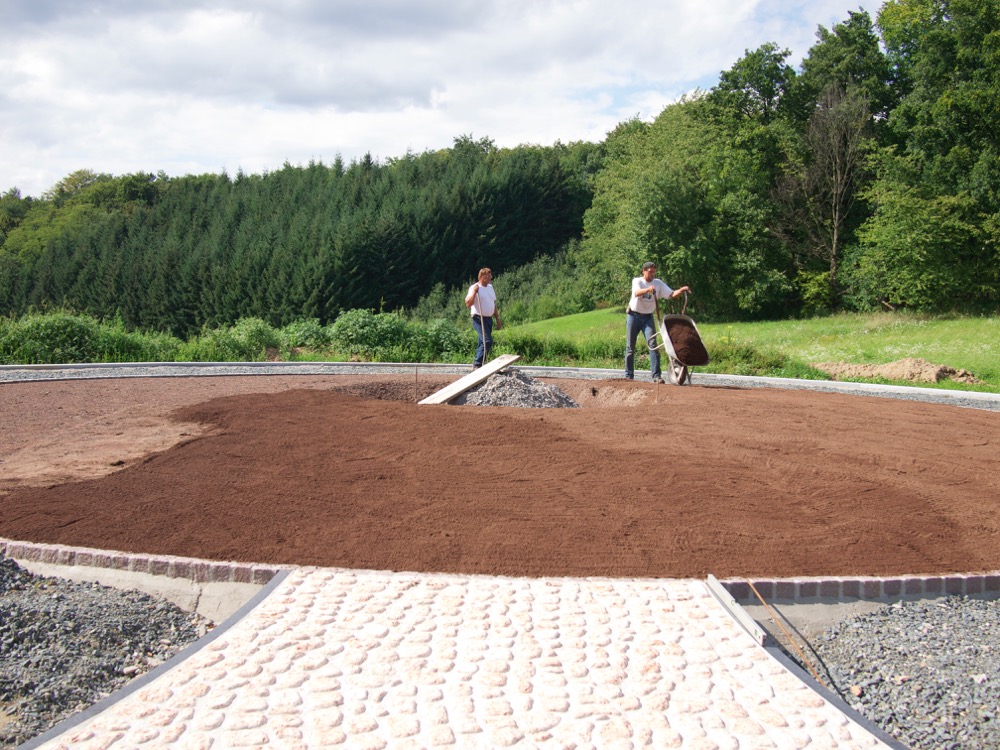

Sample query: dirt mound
[812,357,984,384]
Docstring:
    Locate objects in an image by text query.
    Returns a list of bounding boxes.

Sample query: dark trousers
[625,311,660,380]
[471,315,493,367]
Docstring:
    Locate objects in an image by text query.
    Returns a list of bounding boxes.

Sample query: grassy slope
[510,309,1000,392]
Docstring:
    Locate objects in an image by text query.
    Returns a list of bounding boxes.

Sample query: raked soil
[1,373,998,579]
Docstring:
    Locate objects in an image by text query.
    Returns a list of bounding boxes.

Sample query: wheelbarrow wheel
[669,361,689,385]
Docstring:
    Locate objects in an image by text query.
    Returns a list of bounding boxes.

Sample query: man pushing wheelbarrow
[625,261,706,384]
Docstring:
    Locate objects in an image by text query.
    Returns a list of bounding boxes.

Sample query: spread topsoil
[1,372,998,579]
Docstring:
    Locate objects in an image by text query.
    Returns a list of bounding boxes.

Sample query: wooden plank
[418,354,522,405]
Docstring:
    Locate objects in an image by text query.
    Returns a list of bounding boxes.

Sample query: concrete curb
[721,571,1000,605]
[0,538,287,586]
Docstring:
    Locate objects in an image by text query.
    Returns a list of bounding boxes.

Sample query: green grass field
[507,309,1000,392]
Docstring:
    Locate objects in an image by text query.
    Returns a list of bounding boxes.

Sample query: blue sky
[2,0,881,198]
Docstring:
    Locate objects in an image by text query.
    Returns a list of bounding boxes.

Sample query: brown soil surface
[1,374,998,579]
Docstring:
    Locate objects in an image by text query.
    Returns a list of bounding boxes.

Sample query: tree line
[574,0,1000,319]
[0,137,598,335]
[1,0,997,334]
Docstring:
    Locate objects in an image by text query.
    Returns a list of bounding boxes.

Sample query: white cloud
[0,0,884,197]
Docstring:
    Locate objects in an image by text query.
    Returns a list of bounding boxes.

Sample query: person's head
[478,268,492,284]
[641,261,657,281]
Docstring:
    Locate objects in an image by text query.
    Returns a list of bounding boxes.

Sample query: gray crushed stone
[811,596,1000,750]
[454,369,579,408]
[0,555,210,748]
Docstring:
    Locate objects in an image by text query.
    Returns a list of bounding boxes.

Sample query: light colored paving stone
[33,568,894,749]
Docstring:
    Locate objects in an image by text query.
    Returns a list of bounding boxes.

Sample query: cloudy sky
[2,0,879,198]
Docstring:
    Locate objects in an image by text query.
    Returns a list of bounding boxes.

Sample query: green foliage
[330,309,408,356]
[577,96,795,321]
[703,337,825,378]
[328,309,472,363]
[2,309,996,392]
[177,318,281,362]
[279,318,333,348]
[0,312,181,364]
[797,10,896,121]
[707,43,799,126]
[850,188,987,309]
[405,318,470,362]
[796,269,838,315]
[1,142,595,336]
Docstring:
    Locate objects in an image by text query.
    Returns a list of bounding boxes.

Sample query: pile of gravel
[454,369,579,408]
[812,595,999,750]
[0,555,210,747]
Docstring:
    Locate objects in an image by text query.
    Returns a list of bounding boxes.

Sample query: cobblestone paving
[36,568,892,749]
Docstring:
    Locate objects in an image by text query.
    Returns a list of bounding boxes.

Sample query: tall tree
[848,0,1000,310]
[772,85,874,310]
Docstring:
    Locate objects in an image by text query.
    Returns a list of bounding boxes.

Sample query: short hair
[641,261,656,271]
[478,267,492,280]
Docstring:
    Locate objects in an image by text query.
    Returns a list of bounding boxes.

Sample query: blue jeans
[471,315,493,368]
[625,311,660,380]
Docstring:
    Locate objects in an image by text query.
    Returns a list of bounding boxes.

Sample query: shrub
[176,317,280,362]
[279,318,332,349]
[330,309,408,357]
[0,312,102,364]
[411,318,469,360]
[0,312,183,364]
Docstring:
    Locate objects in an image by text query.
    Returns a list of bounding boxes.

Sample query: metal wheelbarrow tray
[659,314,710,384]
[647,294,709,385]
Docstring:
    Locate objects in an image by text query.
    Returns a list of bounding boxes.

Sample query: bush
[405,318,470,362]
[0,312,183,364]
[176,317,280,362]
[279,318,332,349]
[797,269,837,316]
[330,309,408,358]
[0,312,101,363]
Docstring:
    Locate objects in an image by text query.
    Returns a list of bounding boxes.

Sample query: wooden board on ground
[418,354,522,405]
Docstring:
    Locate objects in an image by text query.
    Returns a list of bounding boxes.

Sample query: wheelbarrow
[646,292,709,385]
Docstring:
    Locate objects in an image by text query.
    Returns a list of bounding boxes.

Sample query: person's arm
[465,283,480,308]
[670,285,691,299]
[632,279,656,298]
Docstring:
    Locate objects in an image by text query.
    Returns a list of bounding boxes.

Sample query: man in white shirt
[465,267,503,368]
[626,261,691,382]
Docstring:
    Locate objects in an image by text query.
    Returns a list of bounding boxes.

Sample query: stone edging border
[721,572,1000,605]
[4,537,998,607]
[0,538,288,586]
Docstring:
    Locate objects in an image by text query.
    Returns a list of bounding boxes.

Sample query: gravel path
[0,555,208,747]
[2,363,999,749]
[814,596,1000,750]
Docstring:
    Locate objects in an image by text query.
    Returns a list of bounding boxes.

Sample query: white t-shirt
[468,283,497,317]
[629,277,673,314]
